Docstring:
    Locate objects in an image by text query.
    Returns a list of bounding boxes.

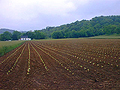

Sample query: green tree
[70,30,80,38]
[34,30,46,39]
[104,25,117,35]
[0,34,2,41]
[79,30,87,37]
[12,31,21,40]
[65,31,72,38]
[0,31,12,41]
[86,29,94,37]
[26,31,35,39]
[52,31,64,39]
[116,26,120,34]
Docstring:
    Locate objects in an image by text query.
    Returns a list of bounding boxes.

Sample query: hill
[0,28,15,34]
[40,15,120,39]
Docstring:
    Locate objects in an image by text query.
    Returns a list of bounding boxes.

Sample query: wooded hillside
[40,15,120,38]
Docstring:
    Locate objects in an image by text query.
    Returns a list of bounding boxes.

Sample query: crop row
[32,42,107,80]
[27,44,31,74]
[30,43,49,71]
[32,43,75,75]
[7,45,26,74]
[32,40,120,80]
[38,41,119,68]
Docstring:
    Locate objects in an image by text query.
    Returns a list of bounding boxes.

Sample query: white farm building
[19,36,31,40]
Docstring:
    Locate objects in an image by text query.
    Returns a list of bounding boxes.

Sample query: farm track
[0,39,120,89]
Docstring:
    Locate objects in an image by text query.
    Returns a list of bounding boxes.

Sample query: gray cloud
[0,0,120,31]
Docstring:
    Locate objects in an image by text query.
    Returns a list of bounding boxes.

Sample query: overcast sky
[0,0,120,31]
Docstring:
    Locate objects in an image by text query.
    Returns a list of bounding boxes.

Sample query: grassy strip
[89,34,120,39]
[33,38,87,41]
[0,41,25,56]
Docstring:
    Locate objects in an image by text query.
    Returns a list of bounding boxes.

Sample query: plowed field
[0,39,120,89]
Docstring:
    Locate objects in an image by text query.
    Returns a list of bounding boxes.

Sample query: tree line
[0,15,120,41]
[0,30,46,41]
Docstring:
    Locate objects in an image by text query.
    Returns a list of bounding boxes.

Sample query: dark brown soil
[0,39,120,89]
